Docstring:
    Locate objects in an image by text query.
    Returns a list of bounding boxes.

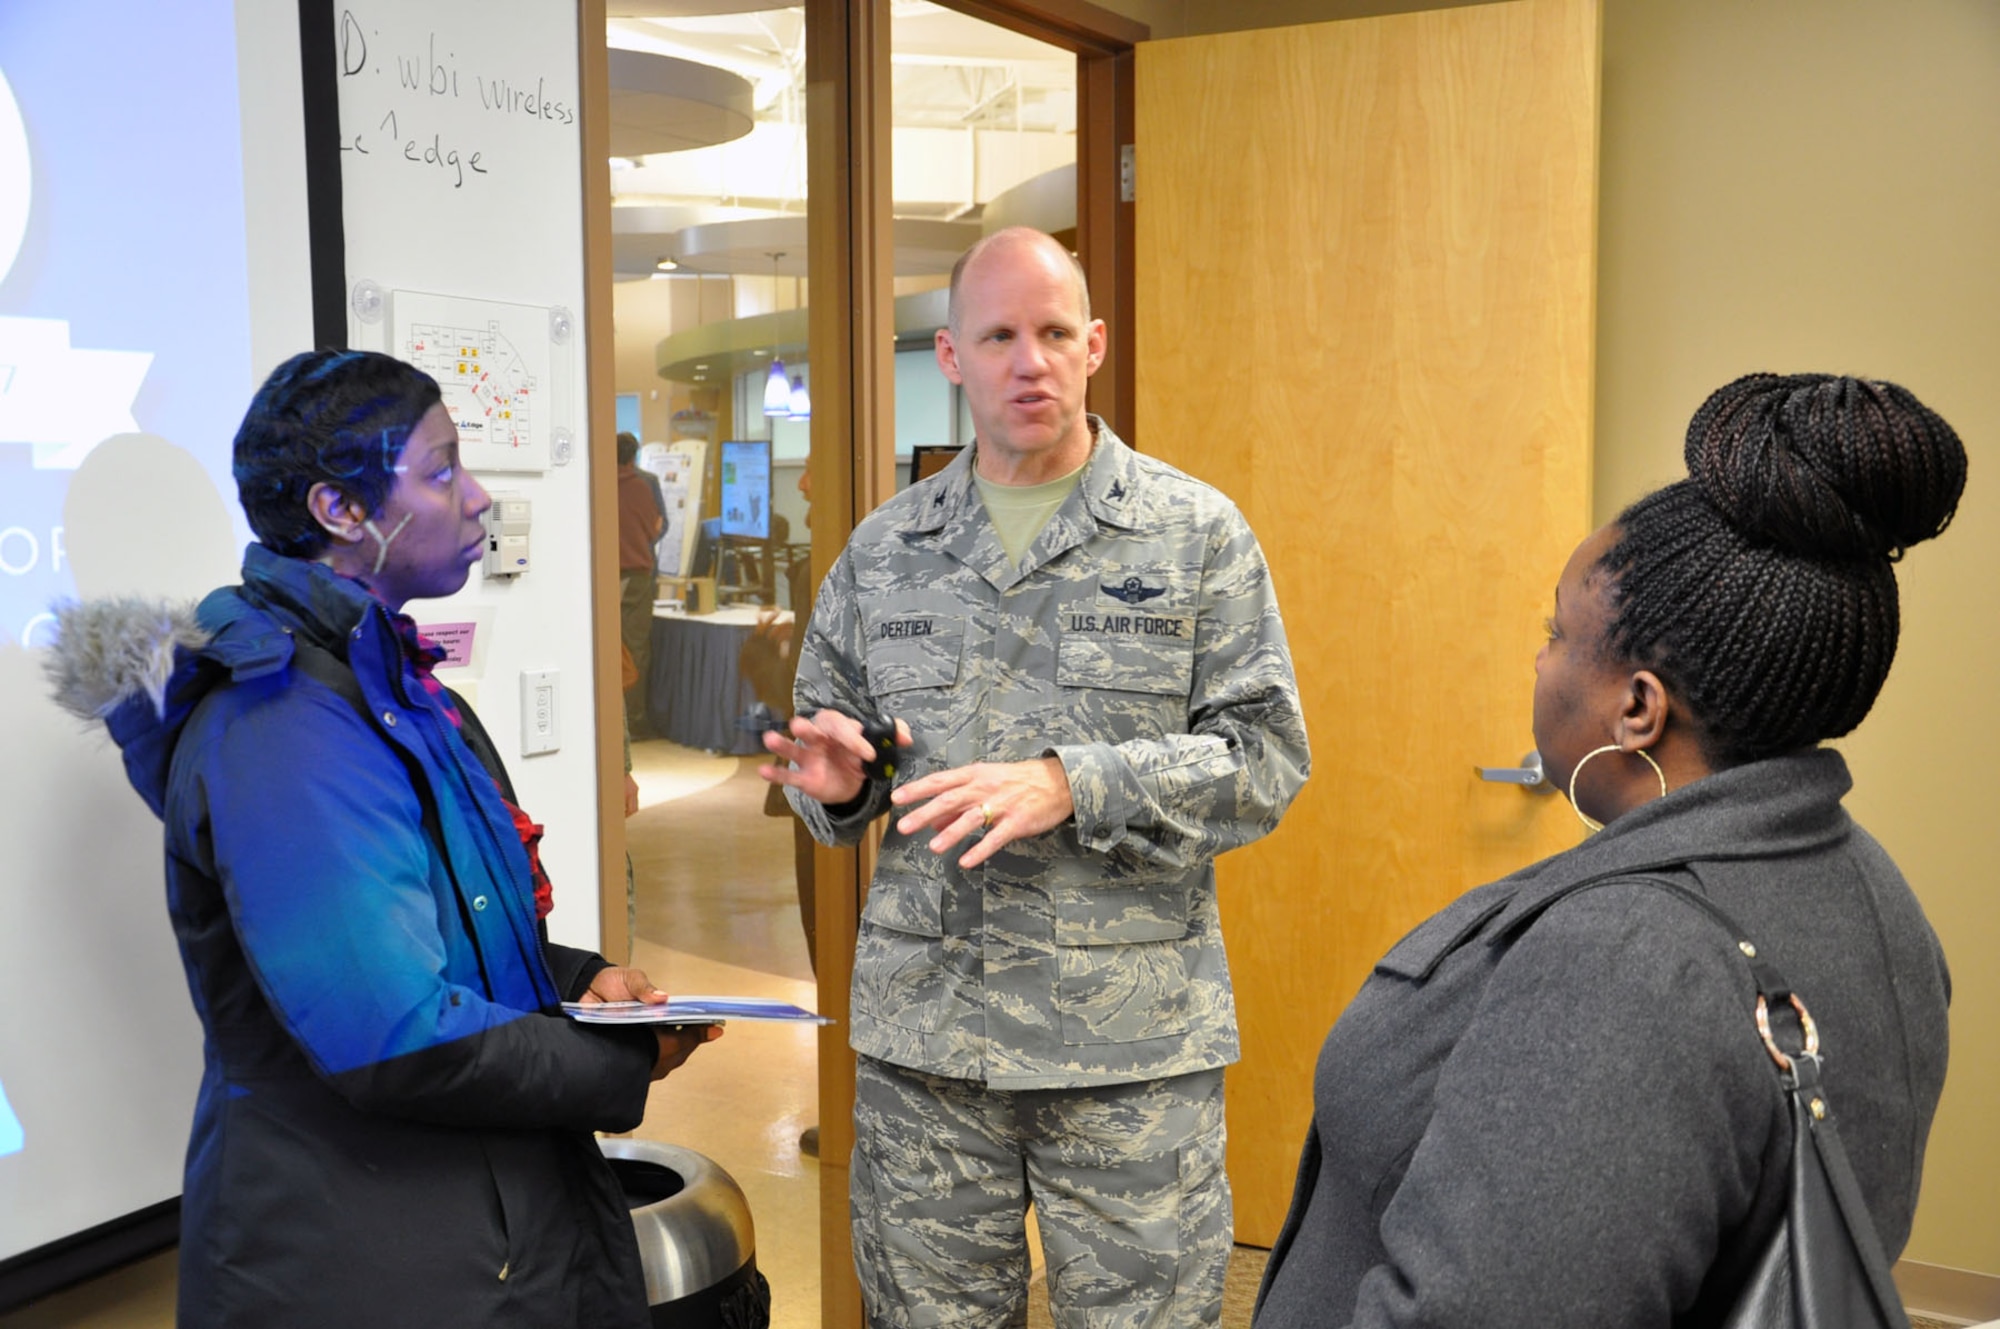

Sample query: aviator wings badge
[1102,575,1167,604]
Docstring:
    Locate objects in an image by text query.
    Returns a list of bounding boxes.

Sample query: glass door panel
[605,9,822,1324]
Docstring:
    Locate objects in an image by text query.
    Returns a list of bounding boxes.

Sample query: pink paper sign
[420,621,478,669]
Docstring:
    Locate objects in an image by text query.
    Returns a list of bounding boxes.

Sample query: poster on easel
[641,439,705,579]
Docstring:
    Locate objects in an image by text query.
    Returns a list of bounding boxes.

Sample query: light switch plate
[520,669,559,756]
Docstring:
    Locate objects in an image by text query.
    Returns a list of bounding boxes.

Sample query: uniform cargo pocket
[1053,884,1192,946]
[1057,938,1191,1045]
[859,868,945,939]
[853,925,948,1034]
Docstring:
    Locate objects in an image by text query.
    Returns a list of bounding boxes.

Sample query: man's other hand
[890,756,1075,869]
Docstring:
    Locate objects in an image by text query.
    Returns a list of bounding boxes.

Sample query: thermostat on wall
[482,492,531,578]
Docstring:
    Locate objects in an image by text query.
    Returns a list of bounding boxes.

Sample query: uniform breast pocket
[863,615,968,754]
[1055,575,1195,743]
[863,619,964,701]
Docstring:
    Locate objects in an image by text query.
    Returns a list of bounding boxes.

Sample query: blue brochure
[561,997,831,1026]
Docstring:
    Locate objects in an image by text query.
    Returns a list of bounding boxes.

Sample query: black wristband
[820,783,874,819]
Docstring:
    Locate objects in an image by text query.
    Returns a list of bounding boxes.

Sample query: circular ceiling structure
[667,216,981,278]
[608,1,780,15]
[606,48,755,158]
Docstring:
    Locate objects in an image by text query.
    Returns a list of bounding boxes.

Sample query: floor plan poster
[392,291,550,472]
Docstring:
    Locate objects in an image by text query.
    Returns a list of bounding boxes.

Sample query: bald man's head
[946,228,1092,340]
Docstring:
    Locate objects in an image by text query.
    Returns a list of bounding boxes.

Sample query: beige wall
[1098,0,1505,37]
[611,275,727,445]
[1107,0,1998,1278]
[1595,0,1999,1274]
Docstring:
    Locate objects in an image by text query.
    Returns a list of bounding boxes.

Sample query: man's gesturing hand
[890,756,1074,869]
[759,710,912,807]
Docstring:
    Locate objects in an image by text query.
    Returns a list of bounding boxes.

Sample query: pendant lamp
[763,356,791,415]
[762,251,791,416]
[786,373,810,421]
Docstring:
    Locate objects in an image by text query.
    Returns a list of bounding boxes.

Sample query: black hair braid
[1597,373,1966,767]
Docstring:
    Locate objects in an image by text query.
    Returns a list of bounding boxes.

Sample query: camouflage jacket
[790,420,1310,1088]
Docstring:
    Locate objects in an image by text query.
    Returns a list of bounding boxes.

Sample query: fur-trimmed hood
[46,597,210,726]
[45,595,237,820]
[42,546,348,818]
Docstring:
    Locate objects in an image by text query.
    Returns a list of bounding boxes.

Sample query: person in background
[761,228,1311,1326]
[618,429,667,727]
[48,351,716,1327]
[1253,373,1965,1328]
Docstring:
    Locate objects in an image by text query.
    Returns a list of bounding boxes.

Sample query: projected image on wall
[0,1082,19,1160]
[0,13,253,651]
[0,1,306,1284]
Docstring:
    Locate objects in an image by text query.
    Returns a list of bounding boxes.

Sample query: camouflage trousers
[851,1056,1230,1329]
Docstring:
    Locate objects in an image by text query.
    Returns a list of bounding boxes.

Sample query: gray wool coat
[1254,748,1949,1329]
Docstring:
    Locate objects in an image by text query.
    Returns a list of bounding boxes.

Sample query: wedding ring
[979,802,994,830]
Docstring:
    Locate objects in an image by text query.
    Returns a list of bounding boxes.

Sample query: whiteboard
[334,5,577,201]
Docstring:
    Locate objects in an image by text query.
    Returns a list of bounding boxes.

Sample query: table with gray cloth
[646,606,789,755]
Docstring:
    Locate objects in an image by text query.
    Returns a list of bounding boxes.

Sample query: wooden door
[1135,0,1601,1244]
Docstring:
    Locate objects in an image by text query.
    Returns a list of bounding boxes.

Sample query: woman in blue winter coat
[49,350,715,1327]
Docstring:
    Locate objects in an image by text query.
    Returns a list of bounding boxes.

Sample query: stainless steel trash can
[599,1139,771,1329]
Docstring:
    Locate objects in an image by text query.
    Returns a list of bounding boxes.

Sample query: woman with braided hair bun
[1255,374,1967,1329]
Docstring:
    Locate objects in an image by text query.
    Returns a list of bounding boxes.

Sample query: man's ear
[935,327,964,386]
[306,482,367,544]
[1621,669,1670,750]
[1084,318,1107,376]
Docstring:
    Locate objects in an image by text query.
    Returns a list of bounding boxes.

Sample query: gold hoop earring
[1567,744,1668,833]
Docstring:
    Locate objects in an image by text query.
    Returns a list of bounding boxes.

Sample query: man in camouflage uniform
[761,228,1309,1328]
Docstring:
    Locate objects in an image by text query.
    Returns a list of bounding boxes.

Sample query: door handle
[1476,751,1549,789]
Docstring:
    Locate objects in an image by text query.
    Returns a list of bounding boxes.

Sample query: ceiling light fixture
[786,372,810,421]
[655,255,679,271]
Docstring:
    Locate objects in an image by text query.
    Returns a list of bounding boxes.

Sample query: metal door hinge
[1120,144,1135,203]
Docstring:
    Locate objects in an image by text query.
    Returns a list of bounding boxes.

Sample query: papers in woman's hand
[560,996,831,1026]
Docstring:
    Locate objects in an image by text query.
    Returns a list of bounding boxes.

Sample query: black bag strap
[1516,872,1909,1327]
[288,637,454,845]
[288,637,499,997]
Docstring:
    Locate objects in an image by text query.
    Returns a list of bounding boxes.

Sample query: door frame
[584,4,1148,1324]
[803,4,1148,1324]
[935,0,1146,440]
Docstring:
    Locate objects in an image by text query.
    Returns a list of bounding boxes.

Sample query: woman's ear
[306,482,367,544]
[1620,669,1670,749]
